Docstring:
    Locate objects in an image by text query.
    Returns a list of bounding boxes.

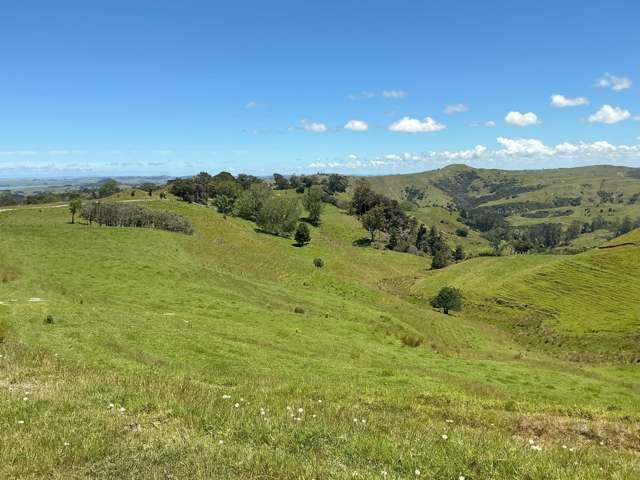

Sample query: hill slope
[412,230,640,360]
[1,199,639,478]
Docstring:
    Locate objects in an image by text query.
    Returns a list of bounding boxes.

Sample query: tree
[302,185,325,224]
[294,222,311,245]
[273,173,290,190]
[326,174,348,194]
[426,226,447,255]
[213,195,234,216]
[361,205,385,241]
[453,245,465,261]
[431,247,450,269]
[69,198,82,224]
[234,182,272,221]
[98,179,120,198]
[257,196,301,237]
[313,257,324,269]
[430,286,463,314]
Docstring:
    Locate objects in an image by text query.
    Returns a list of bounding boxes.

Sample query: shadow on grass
[352,237,372,247]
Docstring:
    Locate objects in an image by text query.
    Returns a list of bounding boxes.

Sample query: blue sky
[1,0,639,178]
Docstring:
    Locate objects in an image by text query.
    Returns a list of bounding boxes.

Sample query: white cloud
[505,111,540,126]
[304,138,640,171]
[348,90,407,100]
[344,120,369,131]
[382,90,407,99]
[497,137,553,155]
[594,73,632,91]
[301,119,328,133]
[388,116,446,133]
[550,94,589,108]
[244,101,258,109]
[485,120,496,127]
[588,104,631,124]
[444,103,469,115]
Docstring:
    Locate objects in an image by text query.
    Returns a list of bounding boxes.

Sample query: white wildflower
[441,434,448,440]
[414,469,421,476]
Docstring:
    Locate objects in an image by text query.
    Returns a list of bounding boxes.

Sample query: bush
[293,307,305,314]
[256,196,301,237]
[430,286,463,314]
[431,248,450,269]
[401,334,423,347]
[80,203,193,234]
[455,227,469,237]
[234,183,272,221]
[44,314,55,324]
[294,222,311,246]
[313,257,324,269]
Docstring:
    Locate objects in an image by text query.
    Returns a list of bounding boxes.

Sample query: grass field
[1,197,639,479]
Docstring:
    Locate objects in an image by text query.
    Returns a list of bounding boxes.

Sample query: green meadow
[1,194,639,479]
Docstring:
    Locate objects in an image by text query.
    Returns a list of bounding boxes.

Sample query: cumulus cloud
[550,94,589,108]
[388,116,446,133]
[594,73,632,91]
[344,120,369,131]
[588,104,631,124]
[444,103,469,115]
[497,137,553,156]
[305,138,640,172]
[505,111,541,126]
[485,120,496,127]
[301,119,328,133]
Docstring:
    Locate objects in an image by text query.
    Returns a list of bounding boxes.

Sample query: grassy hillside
[412,233,640,360]
[365,165,640,248]
[1,199,639,478]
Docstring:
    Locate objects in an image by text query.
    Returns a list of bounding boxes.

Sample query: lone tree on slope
[430,286,463,314]
[294,222,311,246]
[69,198,82,224]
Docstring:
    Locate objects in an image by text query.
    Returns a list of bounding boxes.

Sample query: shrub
[44,314,55,324]
[294,222,311,245]
[453,245,465,261]
[313,257,324,269]
[431,248,450,269]
[257,196,301,237]
[401,334,423,347]
[430,286,463,314]
[234,182,272,221]
[80,203,193,234]
[293,307,305,314]
[455,227,469,237]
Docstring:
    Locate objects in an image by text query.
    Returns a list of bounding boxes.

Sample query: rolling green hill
[364,164,640,250]
[1,197,639,478]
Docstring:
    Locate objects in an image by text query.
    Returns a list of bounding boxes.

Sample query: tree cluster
[80,202,193,234]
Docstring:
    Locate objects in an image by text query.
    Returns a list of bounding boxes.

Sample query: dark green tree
[431,247,450,269]
[453,245,465,261]
[326,174,348,193]
[294,222,311,245]
[98,179,120,198]
[430,286,463,314]
[313,257,324,268]
[361,205,386,241]
[273,173,290,190]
